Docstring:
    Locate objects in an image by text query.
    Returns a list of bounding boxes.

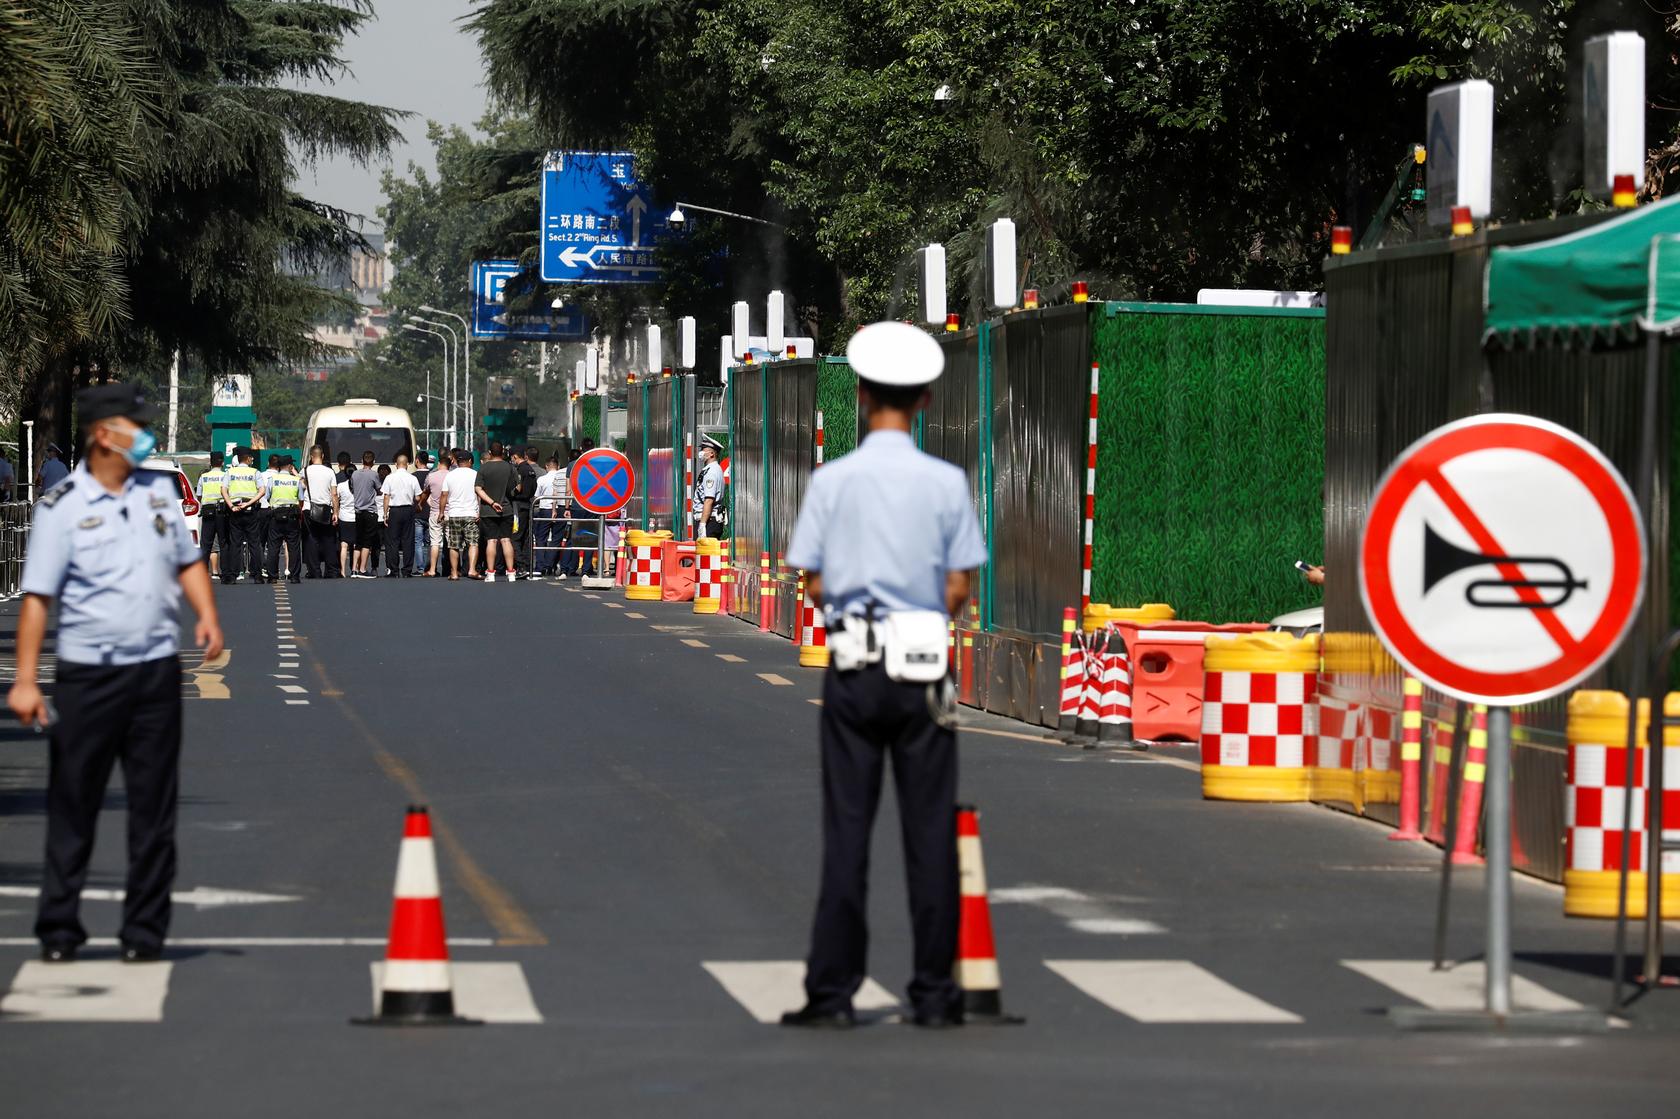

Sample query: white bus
[304,399,417,465]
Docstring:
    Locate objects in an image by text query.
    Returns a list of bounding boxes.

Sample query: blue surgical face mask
[115,424,157,467]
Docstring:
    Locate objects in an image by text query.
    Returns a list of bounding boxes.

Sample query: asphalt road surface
[1,576,1676,1116]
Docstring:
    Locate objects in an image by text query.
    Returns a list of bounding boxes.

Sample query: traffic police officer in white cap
[780,322,987,1029]
[692,434,727,540]
[8,383,223,963]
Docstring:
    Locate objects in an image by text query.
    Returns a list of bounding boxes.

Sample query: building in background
[295,233,391,379]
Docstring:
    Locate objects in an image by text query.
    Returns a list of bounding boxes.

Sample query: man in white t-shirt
[441,450,480,580]
[381,453,422,578]
[302,445,340,578]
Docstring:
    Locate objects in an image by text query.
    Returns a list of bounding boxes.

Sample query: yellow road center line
[306,658,545,946]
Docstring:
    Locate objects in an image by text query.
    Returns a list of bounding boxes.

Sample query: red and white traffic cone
[1072,629,1105,745]
[955,806,1023,1024]
[1056,608,1083,741]
[1450,705,1489,865]
[354,806,479,1026]
[1094,638,1134,748]
[1389,676,1425,840]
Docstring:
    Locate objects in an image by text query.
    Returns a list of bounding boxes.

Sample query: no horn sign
[1359,414,1644,706]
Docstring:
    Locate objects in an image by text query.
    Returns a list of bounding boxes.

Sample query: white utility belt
[828,610,949,683]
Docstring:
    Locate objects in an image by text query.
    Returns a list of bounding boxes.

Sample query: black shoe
[40,943,76,963]
[910,1008,964,1029]
[120,943,163,963]
[779,1004,856,1029]
[289,576,301,584]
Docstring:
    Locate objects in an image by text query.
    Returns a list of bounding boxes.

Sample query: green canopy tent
[1484,197,1680,1007]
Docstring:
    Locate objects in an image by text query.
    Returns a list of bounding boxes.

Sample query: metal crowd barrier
[527,508,630,577]
[0,501,32,600]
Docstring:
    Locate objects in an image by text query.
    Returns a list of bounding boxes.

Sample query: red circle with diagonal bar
[1359,414,1644,705]
[570,447,636,516]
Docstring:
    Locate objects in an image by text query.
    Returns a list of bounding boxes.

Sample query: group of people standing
[196,441,610,583]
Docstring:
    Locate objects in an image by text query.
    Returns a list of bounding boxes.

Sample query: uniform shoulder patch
[37,478,74,507]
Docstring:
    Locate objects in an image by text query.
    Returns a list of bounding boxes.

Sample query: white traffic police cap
[846,321,944,387]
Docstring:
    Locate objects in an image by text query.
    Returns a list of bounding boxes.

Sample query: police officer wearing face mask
[779,322,988,1030]
[7,383,224,964]
[692,434,727,540]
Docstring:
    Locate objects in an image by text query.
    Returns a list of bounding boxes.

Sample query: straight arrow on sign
[0,884,302,909]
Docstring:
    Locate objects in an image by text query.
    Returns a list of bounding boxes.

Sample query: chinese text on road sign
[539,152,674,285]
[1359,414,1644,705]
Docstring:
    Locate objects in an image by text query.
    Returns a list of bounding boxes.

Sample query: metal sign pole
[1484,706,1513,1017]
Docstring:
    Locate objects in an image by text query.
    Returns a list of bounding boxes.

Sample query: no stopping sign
[1359,414,1645,706]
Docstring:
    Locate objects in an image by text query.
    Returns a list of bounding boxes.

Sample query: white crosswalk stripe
[1,961,173,1022]
[1046,960,1302,1023]
[703,961,899,1024]
[369,962,543,1024]
[1341,960,1582,1012]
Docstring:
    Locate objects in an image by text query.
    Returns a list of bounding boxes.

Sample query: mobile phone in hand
[1294,560,1313,573]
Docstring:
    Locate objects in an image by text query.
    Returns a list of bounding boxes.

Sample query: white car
[1267,605,1323,638]
[141,457,202,547]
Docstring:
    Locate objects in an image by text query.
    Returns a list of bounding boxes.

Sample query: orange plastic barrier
[1108,621,1269,742]
[660,540,697,603]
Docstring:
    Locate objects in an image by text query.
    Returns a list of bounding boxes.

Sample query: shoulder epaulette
[37,478,74,507]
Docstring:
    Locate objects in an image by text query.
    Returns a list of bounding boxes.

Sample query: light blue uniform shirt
[21,464,201,665]
[786,429,987,616]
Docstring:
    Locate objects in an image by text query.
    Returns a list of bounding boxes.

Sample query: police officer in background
[780,322,988,1030]
[222,446,265,583]
[264,457,303,583]
[196,450,229,579]
[257,453,282,579]
[7,384,223,963]
[692,434,727,540]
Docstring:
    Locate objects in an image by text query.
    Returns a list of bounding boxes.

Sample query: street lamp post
[410,316,461,445]
[402,323,453,449]
[419,305,471,443]
[667,201,787,230]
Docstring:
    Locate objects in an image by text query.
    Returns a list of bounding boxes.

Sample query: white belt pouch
[880,610,950,684]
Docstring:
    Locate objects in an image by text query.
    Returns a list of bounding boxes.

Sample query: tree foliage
[470,0,1680,344]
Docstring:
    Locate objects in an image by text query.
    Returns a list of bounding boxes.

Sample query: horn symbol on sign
[1422,522,1588,609]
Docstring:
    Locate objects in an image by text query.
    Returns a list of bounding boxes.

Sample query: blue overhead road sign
[470,260,592,340]
[539,152,675,285]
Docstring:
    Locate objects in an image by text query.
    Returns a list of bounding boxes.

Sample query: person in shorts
[422,451,451,576]
[474,441,518,582]
[348,451,382,578]
[442,449,480,580]
[334,453,356,576]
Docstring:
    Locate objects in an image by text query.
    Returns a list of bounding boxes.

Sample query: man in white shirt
[532,454,568,577]
[441,450,481,580]
[302,445,340,578]
[381,454,422,578]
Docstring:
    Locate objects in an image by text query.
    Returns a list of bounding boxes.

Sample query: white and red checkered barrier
[797,581,828,668]
[1564,690,1680,918]
[625,531,663,601]
[693,541,722,615]
[1200,633,1319,801]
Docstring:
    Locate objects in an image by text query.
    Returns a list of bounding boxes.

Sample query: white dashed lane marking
[757,673,794,686]
[1341,960,1582,1012]
[702,962,898,1024]
[1046,961,1302,1024]
[682,639,709,648]
[717,655,746,664]
[624,612,646,619]
[1,961,173,1022]
[370,962,543,1024]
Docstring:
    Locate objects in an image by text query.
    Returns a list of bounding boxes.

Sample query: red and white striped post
[1389,675,1425,840]
[758,552,772,632]
[1082,363,1099,613]
[1056,607,1083,739]
[814,410,824,467]
[1450,705,1490,864]
[683,432,694,541]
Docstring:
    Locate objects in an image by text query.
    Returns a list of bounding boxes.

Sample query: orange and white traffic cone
[1450,705,1489,865]
[354,806,479,1026]
[1389,676,1425,840]
[955,806,1024,1024]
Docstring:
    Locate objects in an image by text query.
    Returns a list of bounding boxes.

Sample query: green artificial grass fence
[1090,306,1325,624]
[815,359,859,460]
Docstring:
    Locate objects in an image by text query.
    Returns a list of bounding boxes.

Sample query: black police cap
[76,383,159,425]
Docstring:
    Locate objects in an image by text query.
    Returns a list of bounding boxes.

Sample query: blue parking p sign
[539,152,674,285]
[470,260,591,340]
